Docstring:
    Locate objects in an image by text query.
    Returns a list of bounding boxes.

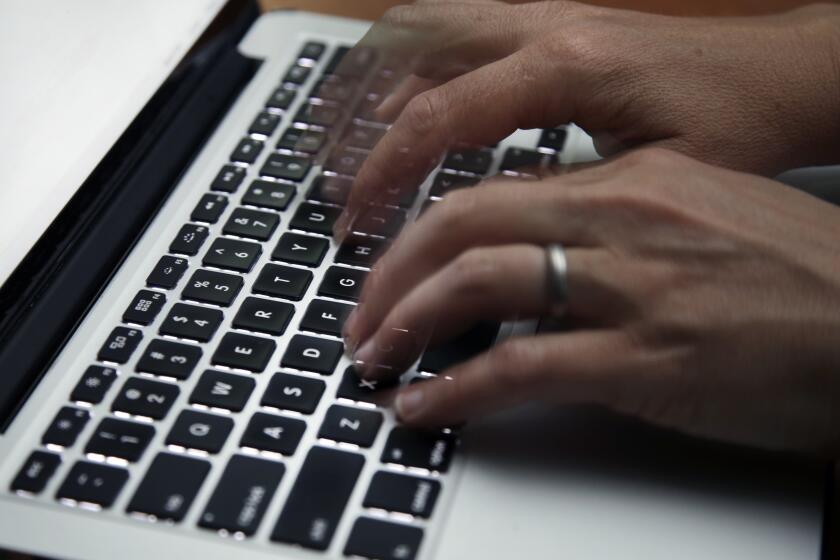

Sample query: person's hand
[342,148,840,454]
[335,0,840,235]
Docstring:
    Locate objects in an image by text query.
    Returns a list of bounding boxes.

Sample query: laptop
[0,1,829,558]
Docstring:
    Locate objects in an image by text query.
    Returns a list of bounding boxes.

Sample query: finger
[344,181,591,347]
[353,244,551,377]
[335,48,578,235]
[375,75,440,122]
[342,178,600,350]
[393,330,635,427]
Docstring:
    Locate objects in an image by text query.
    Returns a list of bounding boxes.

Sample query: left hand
[342,148,840,454]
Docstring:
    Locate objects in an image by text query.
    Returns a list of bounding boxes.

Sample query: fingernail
[395,387,424,421]
[353,338,376,372]
[342,308,360,351]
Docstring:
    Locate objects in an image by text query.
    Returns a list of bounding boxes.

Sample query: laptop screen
[0,0,226,289]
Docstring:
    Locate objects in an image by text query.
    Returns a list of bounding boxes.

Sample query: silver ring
[545,244,569,316]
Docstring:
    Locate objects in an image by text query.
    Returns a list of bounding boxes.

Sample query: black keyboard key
[222,207,279,241]
[249,111,281,136]
[86,418,156,462]
[56,461,128,507]
[202,237,262,272]
[212,332,276,373]
[211,165,246,193]
[10,451,60,495]
[147,255,188,289]
[364,471,440,518]
[190,193,229,224]
[242,180,296,211]
[355,92,388,124]
[160,303,223,343]
[261,372,325,414]
[166,410,234,453]
[300,299,353,336]
[307,174,352,206]
[290,202,341,235]
[500,147,544,172]
[253,263,312,300]
[42,406,90,448]
[232,297,294,336]
[318,266,366,301]
[271,446,364,550]
[136,339,202,380]
[418,322,499,374]
[336,366,398,405]
[284,64,311,85]
[328,45,376,78]
[182,269,243,307]
[382,184,418,209]
[310,78,357,102]
[324,148,368,177]
[231,137,264,164]
[272,232,328,266]
[122,289,166,326]
[190,370,255,412]
[324,147,366,177]
[429,172,479,199]
[334,235,387,268]
[266,87,296,110]
[280,334,343,375]
[111,377,179,420]
[261,153,311,182]
[169,223,210,256]
[199,455,284,536]
[538,127,568,152]
[240,412,306,455]
[299,41,325,61]
[344,124,385,150]
[127,453,210,521]
[381,427,455,472]
[353,206,405,238]
[324,46,350,75]
[344,517,424,560]
[277,127,326,154]
[295,102,341,127]
[318,404,382,447]
[98,326,143,364]
[70,365,118,404]
[442,149,493,175]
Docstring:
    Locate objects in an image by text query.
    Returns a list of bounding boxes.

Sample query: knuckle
[432,188,479,227]
[448,249,499,297]
[401,92,442,138]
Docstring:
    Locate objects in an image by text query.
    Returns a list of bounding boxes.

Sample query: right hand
[335,1,840,234]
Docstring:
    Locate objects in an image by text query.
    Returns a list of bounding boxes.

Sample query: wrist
[781,4,840,169]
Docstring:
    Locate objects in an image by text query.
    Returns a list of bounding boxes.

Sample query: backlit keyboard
[8,38,568,560]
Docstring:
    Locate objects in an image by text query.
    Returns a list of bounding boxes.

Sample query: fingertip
[395,386,425,422]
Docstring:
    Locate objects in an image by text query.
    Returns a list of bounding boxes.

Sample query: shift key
[271,446,364,550]
[198,455,284,536]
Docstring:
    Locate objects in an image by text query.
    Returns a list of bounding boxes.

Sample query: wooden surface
[260,0,824,18]
[257,0,839,555]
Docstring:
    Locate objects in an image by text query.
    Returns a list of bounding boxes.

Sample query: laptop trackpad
[435,405,824,560]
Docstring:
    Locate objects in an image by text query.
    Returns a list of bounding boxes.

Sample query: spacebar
[271,446,364,550]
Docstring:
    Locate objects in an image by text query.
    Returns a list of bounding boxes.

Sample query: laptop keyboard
[7,38,568,559]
